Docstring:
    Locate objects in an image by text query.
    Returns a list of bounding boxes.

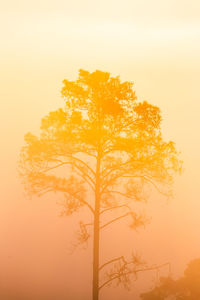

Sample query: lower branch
[100,212,132,230]
[99,262,171,291]
[99,256,126,271]
[100,204,132,215]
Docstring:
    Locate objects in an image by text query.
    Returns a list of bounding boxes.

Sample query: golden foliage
[19,69,181,215]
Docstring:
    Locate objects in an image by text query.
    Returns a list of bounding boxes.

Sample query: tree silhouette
[140,258,200,299]
[19,69,181,300]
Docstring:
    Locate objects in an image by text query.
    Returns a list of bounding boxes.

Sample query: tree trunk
[93,153,101,300]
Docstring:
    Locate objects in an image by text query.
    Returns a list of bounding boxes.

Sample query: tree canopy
[20,69,180,207]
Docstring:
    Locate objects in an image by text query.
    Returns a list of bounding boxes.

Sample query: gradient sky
[1,1,200,299]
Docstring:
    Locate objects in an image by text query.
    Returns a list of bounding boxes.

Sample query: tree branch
[100,204,132,215]
[100,212,132,230]
[99,256,126,271]
[71,166,95,191]
[42,161,72,173]
[101,172,170,198]
[36,184,95,214]
[70,155,96,177]
[43,156,96,188]
[102,190,136,201]
[43,159,96,191]
[101,160,132,179]
[99,263,171,291]
[121,175,170,197]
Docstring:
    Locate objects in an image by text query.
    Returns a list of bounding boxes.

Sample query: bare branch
[103,190,136,201]
[100,212,131,230]
[99,256,126,271]
[99,262,171,291]
[100,204,132,215]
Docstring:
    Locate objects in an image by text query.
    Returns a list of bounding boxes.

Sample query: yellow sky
[0,1,200,299]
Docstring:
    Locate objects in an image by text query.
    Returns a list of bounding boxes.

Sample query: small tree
[19,70,181,300]
[140,258,200,299]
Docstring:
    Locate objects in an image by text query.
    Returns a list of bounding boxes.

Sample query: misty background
[0,0,200,299]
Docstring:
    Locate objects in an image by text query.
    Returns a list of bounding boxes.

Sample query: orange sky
[0,1,200,299]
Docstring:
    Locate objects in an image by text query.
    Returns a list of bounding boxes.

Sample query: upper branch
[70,155,96,177]
[42,158,96,191]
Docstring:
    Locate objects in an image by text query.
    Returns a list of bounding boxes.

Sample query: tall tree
[19,69,181,300]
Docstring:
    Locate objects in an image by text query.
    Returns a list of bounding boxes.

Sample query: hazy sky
[0,1,200,299]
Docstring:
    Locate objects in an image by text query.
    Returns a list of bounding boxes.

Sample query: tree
[19,69,181,300]
[140,258,200,299]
